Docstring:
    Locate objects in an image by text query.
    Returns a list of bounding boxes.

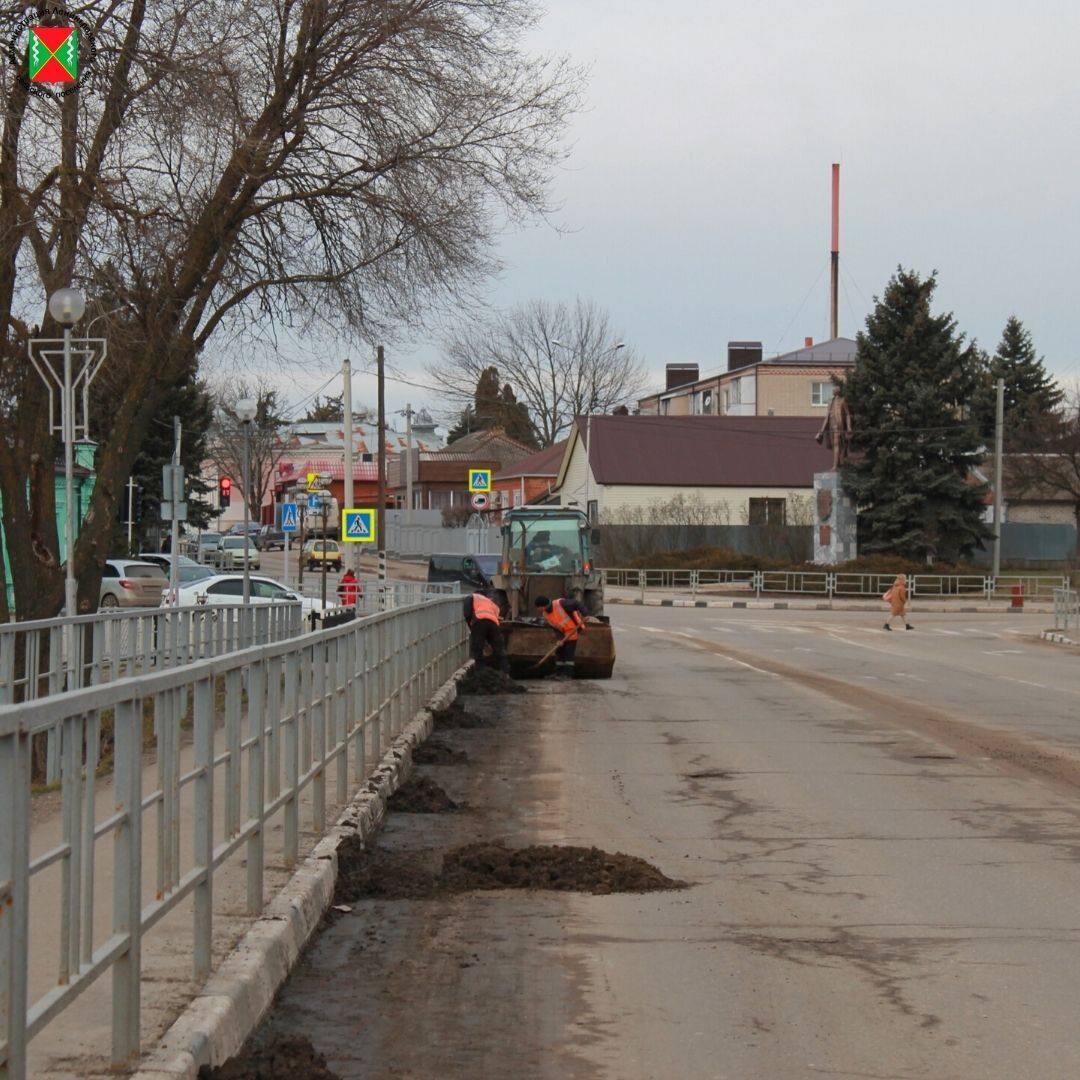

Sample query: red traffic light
[220,478,231,492]
[219,477,232,506]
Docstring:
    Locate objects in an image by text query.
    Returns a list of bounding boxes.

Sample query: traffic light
[219,477,232,507]
[132,485,144,523]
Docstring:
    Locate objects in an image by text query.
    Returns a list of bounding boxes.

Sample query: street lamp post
[236,398,257,604]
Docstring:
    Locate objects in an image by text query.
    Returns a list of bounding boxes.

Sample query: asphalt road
[260,607,1080,1079]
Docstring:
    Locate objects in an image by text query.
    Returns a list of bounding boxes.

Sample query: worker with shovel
[534,594,589,679]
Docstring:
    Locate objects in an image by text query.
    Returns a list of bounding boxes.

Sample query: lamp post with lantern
[29,287,107,618]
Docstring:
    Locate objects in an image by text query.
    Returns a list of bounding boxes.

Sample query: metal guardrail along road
[603,568,1068,604]
[0,604,305,786]
[0,597,466,1078]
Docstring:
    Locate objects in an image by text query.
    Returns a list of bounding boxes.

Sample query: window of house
[361,453,374,463]
[702,389,713,414]
[811,381,831,406]
[660,398,670,416]
[748,498,786,526]
[729,381,741,405]
[587,499,598,525]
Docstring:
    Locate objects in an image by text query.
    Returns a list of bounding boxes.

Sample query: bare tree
[0,0,584,620]
[432,298,649,446]
[1004,390,1080,529]
[207,379,292,525]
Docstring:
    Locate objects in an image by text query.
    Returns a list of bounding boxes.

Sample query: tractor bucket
[499,618,616,679]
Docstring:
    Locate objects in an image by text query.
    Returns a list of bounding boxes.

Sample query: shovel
[530,633,575,672]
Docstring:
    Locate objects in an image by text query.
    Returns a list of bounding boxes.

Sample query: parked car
[99,559,169,609]
[256,525,286,551]
[163,573,324,615]
[303,538,343,572]
[427,553,499,587]
[194,532,225,564]
[214,535,261,571]
[137,553,215,586]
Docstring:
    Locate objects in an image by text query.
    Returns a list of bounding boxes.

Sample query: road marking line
[709,625,736,633]
[931,628,961,635]
[640,626,776,675]
[962,628,984,634]
[894,672,929,682]
[997,676,1048,689]
[983,649,1024,655]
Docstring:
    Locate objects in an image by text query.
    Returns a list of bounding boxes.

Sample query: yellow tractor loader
[469,506,615,679]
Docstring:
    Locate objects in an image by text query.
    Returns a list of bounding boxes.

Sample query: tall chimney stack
[830,163,840,341]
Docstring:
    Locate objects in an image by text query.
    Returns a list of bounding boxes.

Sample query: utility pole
[992,377,1005,580]
[170,416,182,603]
[342,357,353,572]
[377,345,387,609]
[404,402,414,524]
[830,162,840,341]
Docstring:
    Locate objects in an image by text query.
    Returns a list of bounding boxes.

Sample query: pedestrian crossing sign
[306,471,320,492]
[468,468,492,493]
[342,508,376,543]
[281,503,299,532]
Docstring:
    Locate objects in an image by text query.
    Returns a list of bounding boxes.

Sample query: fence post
[111,699,143,1069]
[193,675,215,980]
[246,658,266,915]
[1,728,31,1080]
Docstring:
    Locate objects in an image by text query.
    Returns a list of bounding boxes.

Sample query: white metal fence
[0,597,466,1078]
[1054,588,1079,631]
[0,604,305,786]
[296,575,460,614]
[603,568,1068,604]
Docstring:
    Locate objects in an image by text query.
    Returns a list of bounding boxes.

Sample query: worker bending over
[463,586,509,673]
[534,593,590,679]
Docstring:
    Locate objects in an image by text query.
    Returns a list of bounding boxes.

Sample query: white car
[162,573,324,615]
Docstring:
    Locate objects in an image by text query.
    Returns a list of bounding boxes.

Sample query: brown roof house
[553,414,834,526]
[391,426,536,512]
[491,440,568,518]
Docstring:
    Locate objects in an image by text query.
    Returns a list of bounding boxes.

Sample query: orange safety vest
[471,594,501,625]
[544,599,582,640]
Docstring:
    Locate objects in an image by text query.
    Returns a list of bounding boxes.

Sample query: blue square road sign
[342,508,376,543]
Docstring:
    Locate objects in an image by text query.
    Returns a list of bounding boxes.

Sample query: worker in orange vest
[464,586,508,672]
[534,594,588,678]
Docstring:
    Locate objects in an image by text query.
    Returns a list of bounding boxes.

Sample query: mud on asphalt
[213,671,684,1079]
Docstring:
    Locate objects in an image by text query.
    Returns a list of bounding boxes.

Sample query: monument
[813,387,857,564]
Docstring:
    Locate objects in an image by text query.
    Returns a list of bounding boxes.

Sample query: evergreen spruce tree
[971,316,1062,448]
[447,367,537,447]
[840,268,991,562]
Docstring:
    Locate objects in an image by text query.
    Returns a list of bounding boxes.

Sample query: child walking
[883,574,913,631]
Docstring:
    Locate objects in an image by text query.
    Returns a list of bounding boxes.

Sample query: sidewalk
[23,711,372,1078]
[604,585,1054,615]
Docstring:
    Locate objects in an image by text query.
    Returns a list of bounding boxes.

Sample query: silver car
[214,535,261,571]
[99,559,168,609]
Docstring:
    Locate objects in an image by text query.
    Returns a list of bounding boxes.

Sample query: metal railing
[603,568,1068,604]
[0,604,305,785]
[0,596,465,1078]
[296,575,460,613]
[1054,587,1079,631]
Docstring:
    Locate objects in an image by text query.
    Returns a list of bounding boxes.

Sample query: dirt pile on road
[388,774,459,813]
[458,666,526,695]
[334,838,686,902]
[442,843,687,895]
[413,739,468,765]
[432,700,492,730]
[334,836,441,901]
[199,1033,340,1080]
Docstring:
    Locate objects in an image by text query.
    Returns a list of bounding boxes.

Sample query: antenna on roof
[830,163,840,341]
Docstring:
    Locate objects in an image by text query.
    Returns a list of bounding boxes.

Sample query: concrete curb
[606,596,1049,615]
[1041,630,1076,646]
[132,663,471,1080]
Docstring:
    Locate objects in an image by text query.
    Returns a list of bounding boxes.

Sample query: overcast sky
[269,0,1080,426]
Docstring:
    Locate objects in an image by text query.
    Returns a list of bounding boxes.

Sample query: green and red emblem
[28,25,78,84]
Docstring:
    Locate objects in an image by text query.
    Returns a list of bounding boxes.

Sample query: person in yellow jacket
[463,586,509,672]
